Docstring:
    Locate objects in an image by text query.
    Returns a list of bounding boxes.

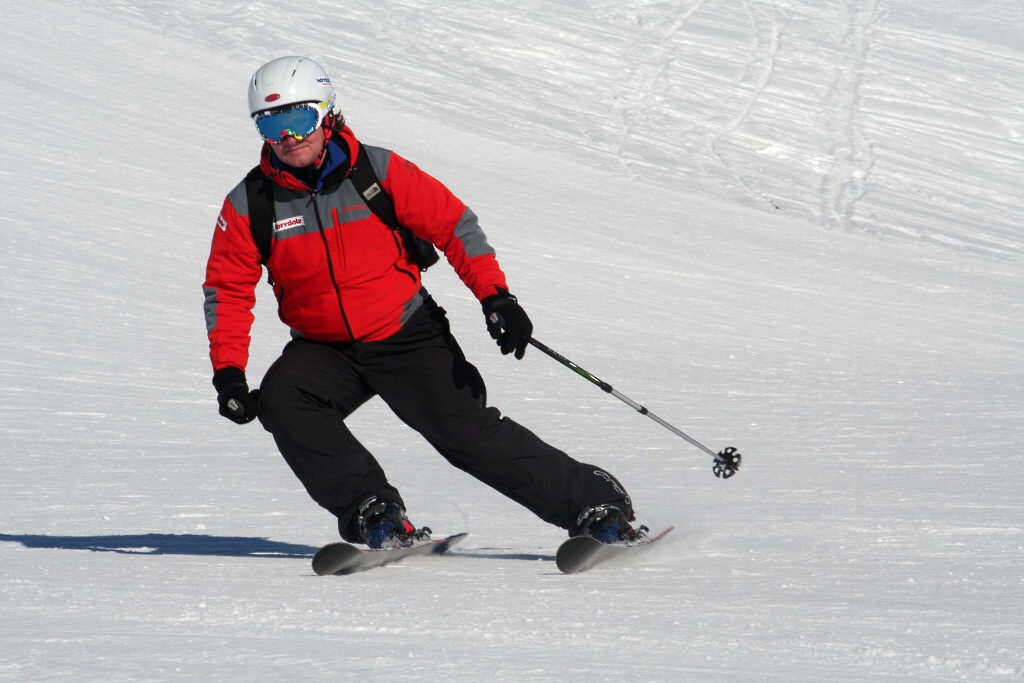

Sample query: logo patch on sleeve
[216,213,228,231]
[273,215,305,233]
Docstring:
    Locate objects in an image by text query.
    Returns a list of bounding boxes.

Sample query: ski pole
[527,338,741,478]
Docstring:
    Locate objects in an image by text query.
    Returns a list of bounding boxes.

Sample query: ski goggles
[252,98,332,143]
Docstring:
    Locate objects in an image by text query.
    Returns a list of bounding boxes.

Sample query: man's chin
[275,148,316,168]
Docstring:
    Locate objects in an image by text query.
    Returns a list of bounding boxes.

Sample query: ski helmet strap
[324,110,339,133]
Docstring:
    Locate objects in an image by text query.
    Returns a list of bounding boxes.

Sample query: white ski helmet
[247,56,337,117]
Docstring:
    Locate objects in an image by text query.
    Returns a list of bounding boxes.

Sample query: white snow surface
[2,1,1022,681]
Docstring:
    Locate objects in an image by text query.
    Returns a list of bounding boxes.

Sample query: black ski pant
[257,300,632,542]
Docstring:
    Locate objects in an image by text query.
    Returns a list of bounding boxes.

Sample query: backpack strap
[244,165,274,265]
[349,143,399,229]
[243,145,439,273]
[349,144,439,272]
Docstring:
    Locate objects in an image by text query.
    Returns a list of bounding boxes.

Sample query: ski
[312,533,468,576]
[555,527,673,574]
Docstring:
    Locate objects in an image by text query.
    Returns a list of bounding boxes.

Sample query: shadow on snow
[0,534,560,562]
[0,533,319,559]
[455,548,555,562]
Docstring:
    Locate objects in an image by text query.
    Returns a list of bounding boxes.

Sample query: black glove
[482,289,533,360]
[213,367,260,425]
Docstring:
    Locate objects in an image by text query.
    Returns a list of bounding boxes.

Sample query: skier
[202,56,645,549]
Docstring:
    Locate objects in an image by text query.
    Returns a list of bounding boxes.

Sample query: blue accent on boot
[571,504,647,545]
[365,516,399,549]
[590,518,628,544]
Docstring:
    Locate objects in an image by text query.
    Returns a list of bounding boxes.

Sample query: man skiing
[203,56,645,549]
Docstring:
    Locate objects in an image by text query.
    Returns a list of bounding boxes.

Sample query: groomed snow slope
[1,1,1022,681]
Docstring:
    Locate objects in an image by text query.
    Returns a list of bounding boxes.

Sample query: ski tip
[555,526,674,574]
[311,541,362,576]
[311,532,469,576]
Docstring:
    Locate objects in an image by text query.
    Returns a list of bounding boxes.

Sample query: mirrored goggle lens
[254,105,320,143]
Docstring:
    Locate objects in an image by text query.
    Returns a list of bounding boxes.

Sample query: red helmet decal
[265,93,281,103]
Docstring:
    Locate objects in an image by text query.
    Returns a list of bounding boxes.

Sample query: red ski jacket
[203,126,509,373]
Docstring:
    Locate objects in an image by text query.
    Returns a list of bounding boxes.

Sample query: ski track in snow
[2,1,1023,682]
[703,0,783,209]
[67,0,1024,258]
[817,0,885,231]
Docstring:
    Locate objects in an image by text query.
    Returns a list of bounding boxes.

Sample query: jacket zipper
[310,190,355,339]
[390,231,418,283]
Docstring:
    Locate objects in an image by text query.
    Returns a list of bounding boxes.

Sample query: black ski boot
[356,497,431,549]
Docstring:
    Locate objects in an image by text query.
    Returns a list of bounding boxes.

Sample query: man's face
[271,126,326,168]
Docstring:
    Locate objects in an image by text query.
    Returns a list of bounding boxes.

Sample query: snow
[2,0,1022,681]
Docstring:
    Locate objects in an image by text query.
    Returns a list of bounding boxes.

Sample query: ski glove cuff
[482,289,533,360]
[213,366,260,425]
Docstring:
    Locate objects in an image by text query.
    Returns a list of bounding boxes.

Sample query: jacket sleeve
[202,191,264,373]
[381,152,509,301]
